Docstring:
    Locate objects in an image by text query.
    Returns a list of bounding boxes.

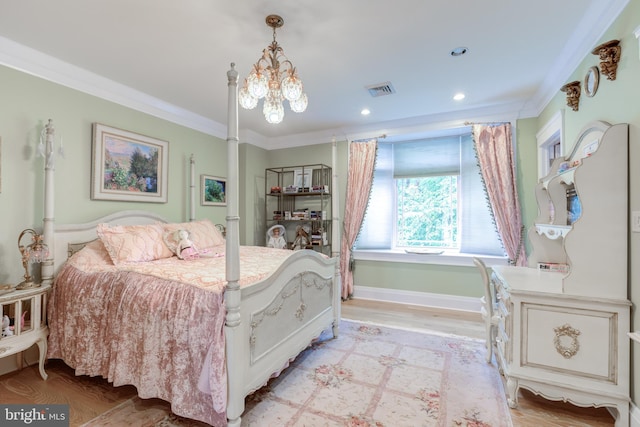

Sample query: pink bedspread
[47,240,295,426]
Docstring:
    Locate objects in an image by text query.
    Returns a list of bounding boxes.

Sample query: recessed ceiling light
[450,47,468,57]
[361,108,371,116]
[453,93,465,101]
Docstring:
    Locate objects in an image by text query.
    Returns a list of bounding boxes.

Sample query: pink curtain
[473,124,526,266]
[340,139,377,299]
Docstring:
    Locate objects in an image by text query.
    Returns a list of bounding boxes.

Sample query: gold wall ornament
[560,81,581,112]
[553,324,581,359]
[592,39,621,80]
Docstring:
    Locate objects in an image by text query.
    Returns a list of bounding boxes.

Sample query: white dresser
[491,121,630,426]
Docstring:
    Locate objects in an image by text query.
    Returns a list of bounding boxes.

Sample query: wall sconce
[591,39,621,80]
[560,81,581,112]
[17,229,49,290]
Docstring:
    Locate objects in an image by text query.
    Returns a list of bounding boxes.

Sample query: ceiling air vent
[366,82,396,97]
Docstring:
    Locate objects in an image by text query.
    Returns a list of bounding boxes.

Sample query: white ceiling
[0,1,627,147]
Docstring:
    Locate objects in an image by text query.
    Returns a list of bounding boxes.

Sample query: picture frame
[201,174,227,206]
[91,123,169,203]
[293,168,312,190]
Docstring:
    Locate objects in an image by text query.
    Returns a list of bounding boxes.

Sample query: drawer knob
[553,324,581,359]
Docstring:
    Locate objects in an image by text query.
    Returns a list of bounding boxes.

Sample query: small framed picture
[201,175,226,206]
[293,168,312,190]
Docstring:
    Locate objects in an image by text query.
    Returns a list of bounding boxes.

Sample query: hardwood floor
[0,298,616,426]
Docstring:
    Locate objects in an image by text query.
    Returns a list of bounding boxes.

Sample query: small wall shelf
[534,224,571,240]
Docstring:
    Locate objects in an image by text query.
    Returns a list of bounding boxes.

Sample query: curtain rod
[350,134,387,142]
[464,121,511,126]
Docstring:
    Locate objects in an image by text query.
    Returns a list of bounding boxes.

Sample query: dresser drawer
[521,303,617,383]
[496,325,510,364]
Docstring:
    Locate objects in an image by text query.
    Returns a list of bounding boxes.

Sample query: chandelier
[238,14,308,124]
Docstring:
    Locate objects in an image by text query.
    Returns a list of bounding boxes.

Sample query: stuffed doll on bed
[164,229,200,260]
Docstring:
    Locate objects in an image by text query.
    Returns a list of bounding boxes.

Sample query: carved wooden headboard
[50,210,168,277]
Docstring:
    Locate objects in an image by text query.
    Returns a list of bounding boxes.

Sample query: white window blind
[393,136,461,177]
[356,131,505,256]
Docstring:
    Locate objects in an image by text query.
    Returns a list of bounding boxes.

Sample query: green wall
[354,261,482,297]
[239,142,269,245]
[535,0,640,403]
[0,65,228,284]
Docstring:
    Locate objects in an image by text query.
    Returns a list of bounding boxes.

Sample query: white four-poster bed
[40,64,341,426]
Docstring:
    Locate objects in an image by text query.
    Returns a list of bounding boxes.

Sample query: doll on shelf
[291,224,311,251]
[266,225,287,249]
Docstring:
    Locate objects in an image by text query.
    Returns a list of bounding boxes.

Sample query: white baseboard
[351,285,481,313]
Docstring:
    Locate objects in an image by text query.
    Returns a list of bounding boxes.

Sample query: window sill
[352,249,510,267]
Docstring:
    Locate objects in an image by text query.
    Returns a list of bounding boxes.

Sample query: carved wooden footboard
[249,269,334,364]
[225,250,340,426]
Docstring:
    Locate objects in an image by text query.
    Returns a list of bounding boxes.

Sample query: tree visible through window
[396,176,458,248]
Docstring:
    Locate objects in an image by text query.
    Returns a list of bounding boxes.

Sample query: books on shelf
[310,185,328,193]
[310,210,326,220]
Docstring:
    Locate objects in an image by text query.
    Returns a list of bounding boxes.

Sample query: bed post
[331,137,341,337]
[224,63,243,427]
[41,119,56,286]
[189,154,196,222]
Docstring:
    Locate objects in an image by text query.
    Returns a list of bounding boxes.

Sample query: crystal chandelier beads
[281,72,303,102]
[263,93,285,124]
[238,85,258,109]
[239,15,307,124]
[289,92,308,113]
[247,68,269,99]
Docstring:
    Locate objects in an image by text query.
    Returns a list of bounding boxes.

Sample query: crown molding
[525,0,629,117]
[0,35,226,139]
[0,0,629,150]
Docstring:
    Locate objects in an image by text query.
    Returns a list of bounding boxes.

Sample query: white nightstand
[0,284,50,380]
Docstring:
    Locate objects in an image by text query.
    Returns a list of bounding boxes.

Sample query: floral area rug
[84,320,511,427]
[240,320,511,426]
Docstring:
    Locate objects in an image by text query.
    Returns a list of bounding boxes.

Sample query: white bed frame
[39,64,341,426]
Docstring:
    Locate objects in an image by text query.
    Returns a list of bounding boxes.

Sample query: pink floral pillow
[97,223,174,265]
[163,219,225,252]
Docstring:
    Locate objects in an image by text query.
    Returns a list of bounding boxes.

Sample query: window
[537,111,564,179]
[397,176,458,248]
[356,129,504,257]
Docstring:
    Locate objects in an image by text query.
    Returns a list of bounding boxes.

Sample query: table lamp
[17,229,49,290]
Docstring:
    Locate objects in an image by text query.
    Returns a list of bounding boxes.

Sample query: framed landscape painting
[91,123,169,203]
[201,174,226,206]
